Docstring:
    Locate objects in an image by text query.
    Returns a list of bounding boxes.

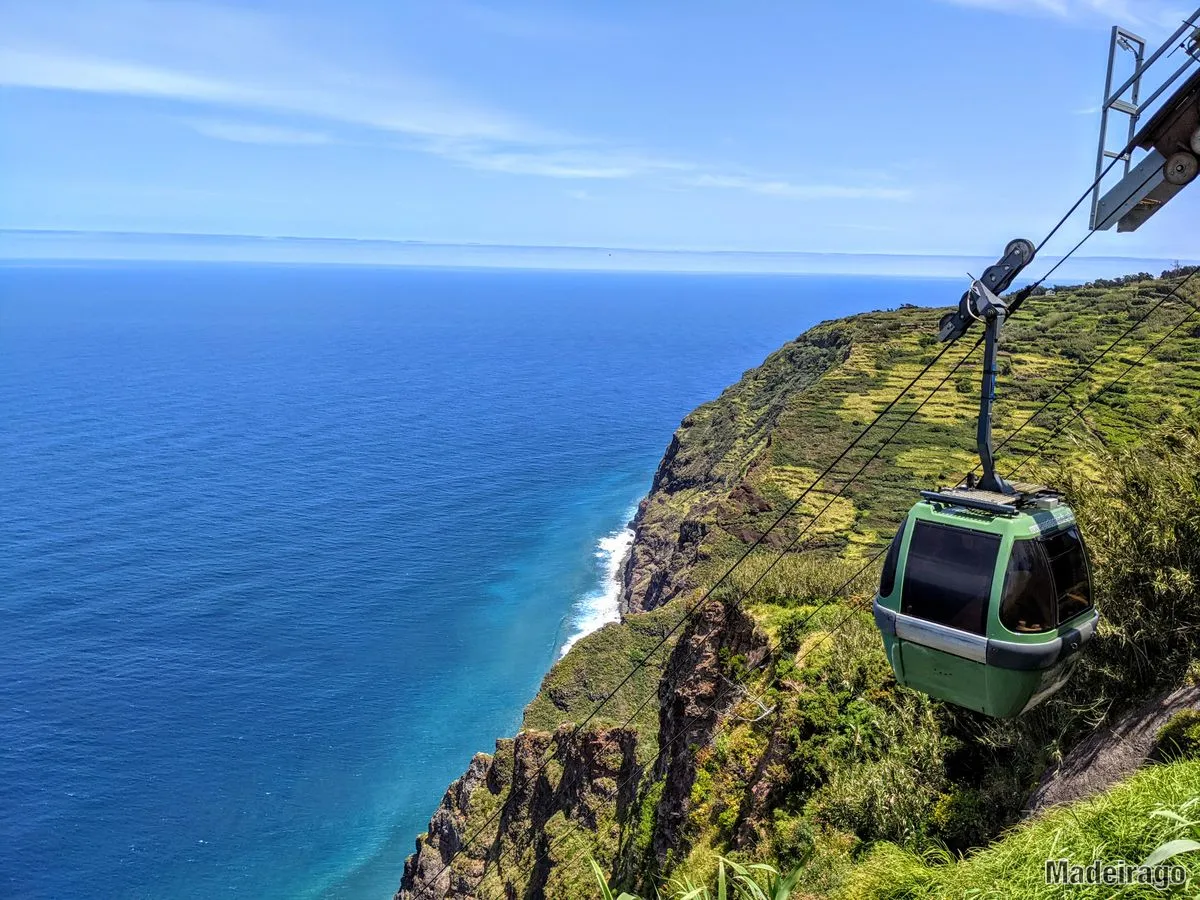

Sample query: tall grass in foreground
[838,758,1200,899]
[592,856,803,900]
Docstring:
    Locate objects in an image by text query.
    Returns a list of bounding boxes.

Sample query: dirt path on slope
[1024,683,1200,815]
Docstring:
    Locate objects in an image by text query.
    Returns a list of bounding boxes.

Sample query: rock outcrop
[397,594,769,899]
[397,727,642,900]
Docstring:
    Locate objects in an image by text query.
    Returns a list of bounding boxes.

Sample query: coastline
[557,502,640,657]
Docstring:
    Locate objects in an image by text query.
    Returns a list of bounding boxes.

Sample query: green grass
[524,598,687,741]
[839,759,1200,899]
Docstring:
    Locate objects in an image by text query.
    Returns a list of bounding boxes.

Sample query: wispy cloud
[0,0,914,202]
[425,142,911,200]
[685,174,913,201]
[0,47,550,144]
[425,139,695,180]
[0,0,556,145]
[934,0,1191,27]
[185,118,333,145]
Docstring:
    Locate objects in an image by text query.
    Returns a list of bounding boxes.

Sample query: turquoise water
[0,264,957,899]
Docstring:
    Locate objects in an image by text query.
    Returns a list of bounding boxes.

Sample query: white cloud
[425,139,695,180]
[0,0,915,202]
[685,174,913,201]
[426,142,910,199]
[0,48,548,145]
[0,0,555,145]
[0,49,242,103]
[185,118,332,145]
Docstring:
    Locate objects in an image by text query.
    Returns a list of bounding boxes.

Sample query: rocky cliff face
[398,727,642,899]
[620,327,853,615]
[397,599,767,900]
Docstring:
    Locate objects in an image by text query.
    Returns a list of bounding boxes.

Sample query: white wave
[558,518,636,657]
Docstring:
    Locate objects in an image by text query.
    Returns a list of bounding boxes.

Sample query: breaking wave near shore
[559,513,638,657]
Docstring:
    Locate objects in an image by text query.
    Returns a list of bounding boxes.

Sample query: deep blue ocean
[0,264,957,899]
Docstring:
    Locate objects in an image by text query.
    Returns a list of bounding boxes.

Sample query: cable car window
[1000,539,1056,633]
[878,525,905,598]
[1043,527,1092,622]
[901,521,999,635]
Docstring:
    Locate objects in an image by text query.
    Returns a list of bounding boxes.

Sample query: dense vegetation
[644,417,1200,897]
[595,758,1200,899]
[606,270,1200,895]
[399,270,1200,899]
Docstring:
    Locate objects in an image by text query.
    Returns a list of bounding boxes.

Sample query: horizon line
[5,227,1200,262]
[3,228,1197,278]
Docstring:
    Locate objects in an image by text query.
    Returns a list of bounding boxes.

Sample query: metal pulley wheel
[1004,238,1035,263]
[1191,125,1200,157]
[1163,151,1199,186]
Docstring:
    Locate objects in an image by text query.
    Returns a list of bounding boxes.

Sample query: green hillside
[397,268,1200,900]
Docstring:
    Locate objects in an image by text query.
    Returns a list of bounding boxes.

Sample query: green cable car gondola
[872,240,1099,718]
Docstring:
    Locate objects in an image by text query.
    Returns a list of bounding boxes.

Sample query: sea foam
[559,515,637,657]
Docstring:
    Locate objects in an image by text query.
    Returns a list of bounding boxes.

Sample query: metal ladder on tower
[1090,9,1200,232]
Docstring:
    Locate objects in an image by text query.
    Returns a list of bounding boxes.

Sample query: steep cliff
[620,325,853,614]
[398,269,1200,899]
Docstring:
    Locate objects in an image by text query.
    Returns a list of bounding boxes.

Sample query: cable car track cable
[473,282,1199,896]
[435,336,980,898]
[410,336,981,896]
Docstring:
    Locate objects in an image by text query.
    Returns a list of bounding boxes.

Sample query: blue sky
[1,0,1198,261]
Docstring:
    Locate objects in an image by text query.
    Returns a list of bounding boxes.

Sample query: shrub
[778,611,810,652]
[1152,710,1200,763]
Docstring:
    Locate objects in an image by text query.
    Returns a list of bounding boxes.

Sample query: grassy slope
[525,601,685,740]
[429,271,1200,896]
[840,757,1200,899]
[708,276,1200,572]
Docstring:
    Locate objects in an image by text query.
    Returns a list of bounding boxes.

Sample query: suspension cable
[530,275,1200,895]
[1005,275,1200,480]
